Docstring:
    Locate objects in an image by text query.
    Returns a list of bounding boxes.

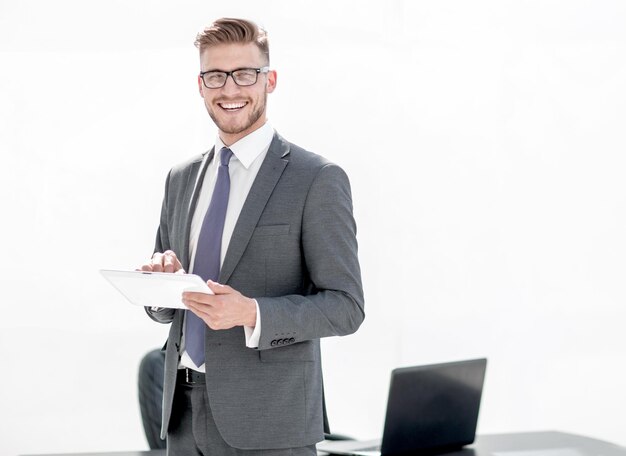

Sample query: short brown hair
[194,18,270,64]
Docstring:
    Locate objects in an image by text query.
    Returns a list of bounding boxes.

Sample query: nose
[220,74,241,95]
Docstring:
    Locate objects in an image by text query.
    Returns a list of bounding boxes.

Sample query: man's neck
[219,119,267,147]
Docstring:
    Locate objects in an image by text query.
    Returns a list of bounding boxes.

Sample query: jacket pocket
[253,224,290,236]
[259,340,316,363]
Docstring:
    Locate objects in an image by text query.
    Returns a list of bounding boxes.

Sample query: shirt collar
[215,122,274,169]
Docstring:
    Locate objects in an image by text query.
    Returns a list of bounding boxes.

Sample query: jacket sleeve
[255,163,365,349]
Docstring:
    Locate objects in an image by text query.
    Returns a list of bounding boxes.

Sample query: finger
[185,302,230,331]
[184,303,206,321]
[163,253,176,273]
[162,250,184,273]
[170,252,184,271]
[207,280,234,295]
[185,300,214,319]
[183,292,216,305]
[163,250,182,264]
[139,264,153,271]
[151,252,164,272]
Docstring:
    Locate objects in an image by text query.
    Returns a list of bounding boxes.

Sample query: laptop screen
[381,358,487,455]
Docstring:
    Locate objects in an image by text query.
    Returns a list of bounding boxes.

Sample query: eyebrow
[200,66,261,73]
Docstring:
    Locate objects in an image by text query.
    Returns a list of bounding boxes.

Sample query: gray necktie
[185,146,233,367]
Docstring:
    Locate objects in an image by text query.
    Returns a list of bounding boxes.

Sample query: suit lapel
[219,134,290,284]
[181,149,214,272]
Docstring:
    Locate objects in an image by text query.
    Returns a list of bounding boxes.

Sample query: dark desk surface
[470,430,624,456]
[21,430,626,456]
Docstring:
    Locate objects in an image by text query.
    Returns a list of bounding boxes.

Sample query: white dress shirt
[179,122,274,372]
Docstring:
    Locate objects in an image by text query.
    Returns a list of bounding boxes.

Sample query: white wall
[1,1,625,455]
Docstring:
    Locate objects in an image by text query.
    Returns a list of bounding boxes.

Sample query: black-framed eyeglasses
[199,67,270,89]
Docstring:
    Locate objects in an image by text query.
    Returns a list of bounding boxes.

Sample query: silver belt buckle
[185,368,193,384]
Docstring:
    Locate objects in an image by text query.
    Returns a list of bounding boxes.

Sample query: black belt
[177,368,205,385]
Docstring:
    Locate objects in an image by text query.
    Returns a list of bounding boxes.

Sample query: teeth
[221,102,246,109]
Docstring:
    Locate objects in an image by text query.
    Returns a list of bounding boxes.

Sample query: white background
[1,1,625,455]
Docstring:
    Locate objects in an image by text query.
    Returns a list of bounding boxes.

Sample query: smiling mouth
[218,101,248,112]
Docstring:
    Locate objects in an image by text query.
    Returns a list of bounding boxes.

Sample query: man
[141,17,364,455]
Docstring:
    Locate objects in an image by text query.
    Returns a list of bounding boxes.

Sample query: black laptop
[317,358,487,456]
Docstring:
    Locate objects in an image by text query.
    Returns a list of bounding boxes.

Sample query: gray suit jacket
[145,132,365,449]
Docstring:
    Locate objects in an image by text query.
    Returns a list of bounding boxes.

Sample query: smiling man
[141,18,365,455]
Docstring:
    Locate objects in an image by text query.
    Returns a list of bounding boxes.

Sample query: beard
[207,92,267,135]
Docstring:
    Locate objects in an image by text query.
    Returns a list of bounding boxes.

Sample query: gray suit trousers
[168,382,317,456]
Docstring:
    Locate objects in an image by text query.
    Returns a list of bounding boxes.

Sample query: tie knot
[219,147,233,166]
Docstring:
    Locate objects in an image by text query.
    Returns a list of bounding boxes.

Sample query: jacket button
[288,338,295,343]
[270,340,277,346]
[277,339,284,345]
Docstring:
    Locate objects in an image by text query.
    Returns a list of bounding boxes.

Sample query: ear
[197,75,204,97]
[265,70,277,94]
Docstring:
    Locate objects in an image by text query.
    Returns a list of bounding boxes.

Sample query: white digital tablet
[100,269,213,309]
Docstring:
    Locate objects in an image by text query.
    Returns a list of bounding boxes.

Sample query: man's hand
[139,250,185,274]
[182,280,257,330]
